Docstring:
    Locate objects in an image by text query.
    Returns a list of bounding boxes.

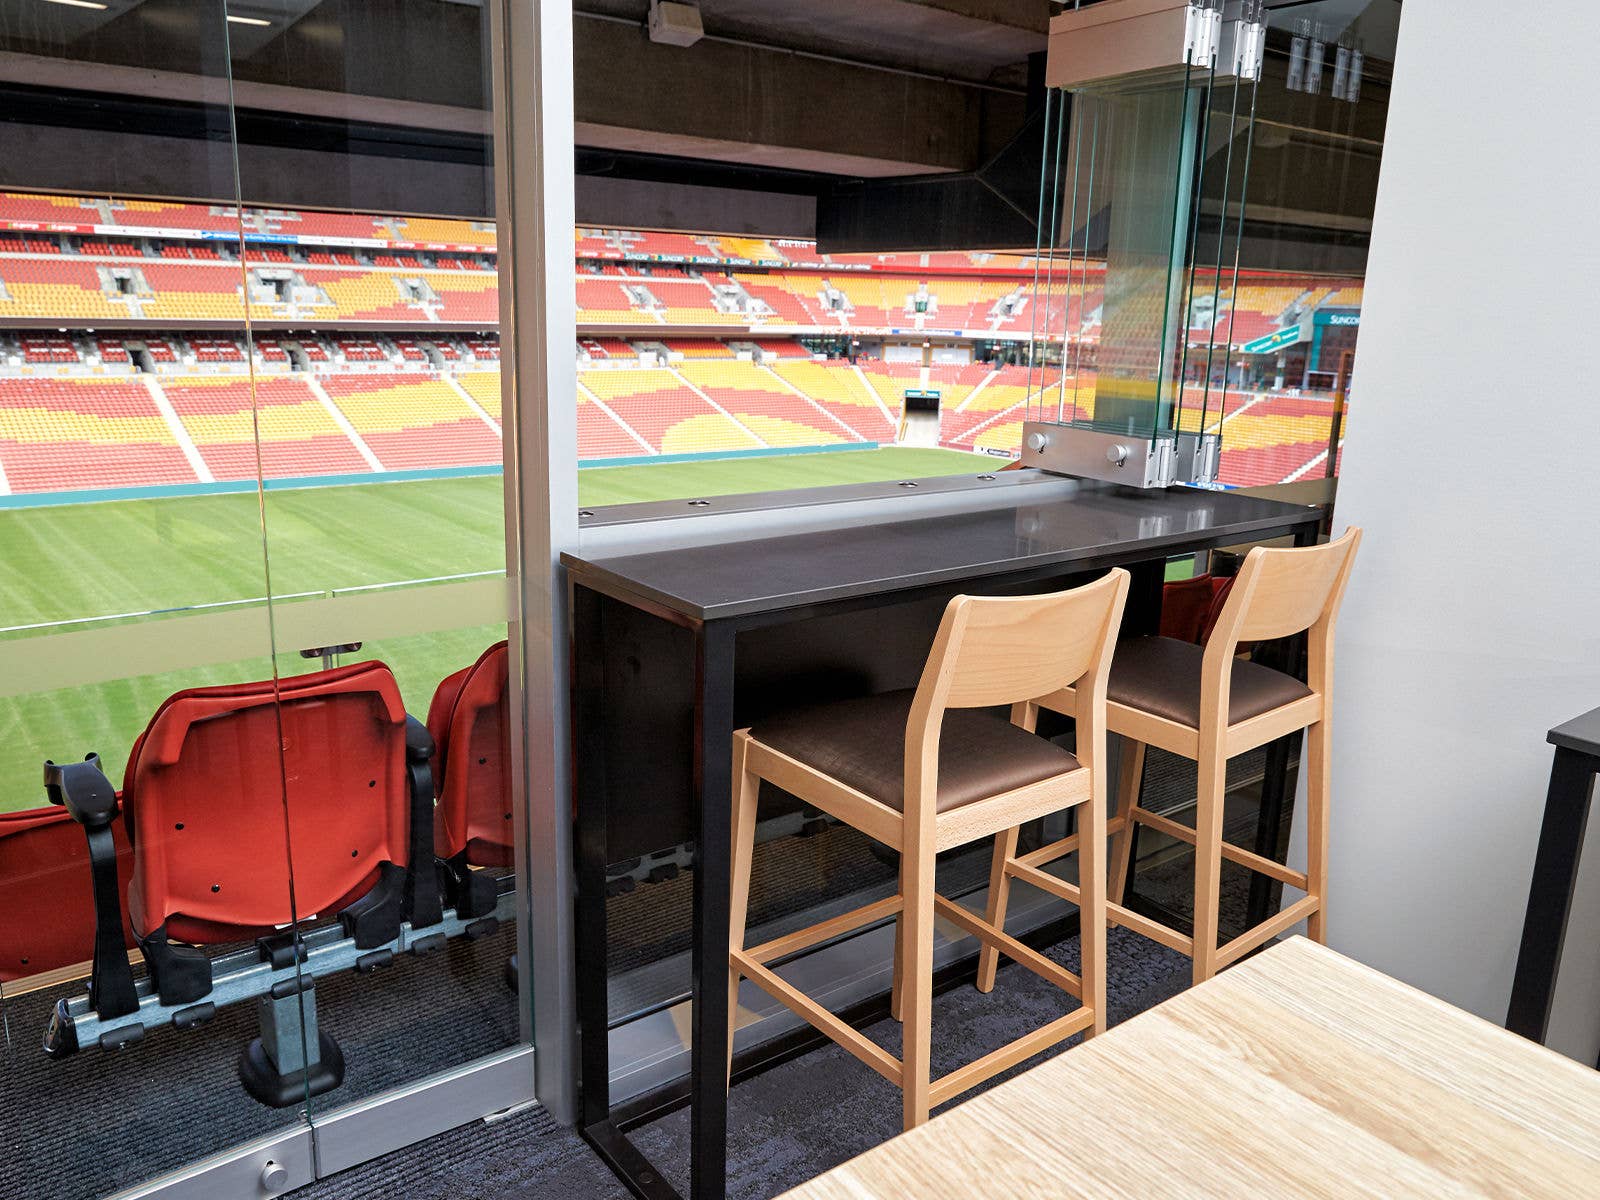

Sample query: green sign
[1241,324,1306,355]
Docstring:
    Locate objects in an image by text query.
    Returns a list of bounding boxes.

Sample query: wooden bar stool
[727,569,1129,1130]
[978,528,1361,991]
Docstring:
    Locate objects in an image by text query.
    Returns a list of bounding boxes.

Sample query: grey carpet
[630,925,1189,1199]
[4,735,1279,1199]
[286,1105,624,1200]
[0,922,522,1200]
[290,925,1189,1200]
[607,825,995,1021]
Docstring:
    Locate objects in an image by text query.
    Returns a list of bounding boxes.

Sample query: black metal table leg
[573,586,681,1199]
[1506,746,1598,1050]
[689,622,736,1200]
[573,585,613,1131]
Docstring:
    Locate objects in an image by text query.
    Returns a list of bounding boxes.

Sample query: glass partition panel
[0,3,316,1194]
[1207,0,1396,490]
[222,0,525,1117]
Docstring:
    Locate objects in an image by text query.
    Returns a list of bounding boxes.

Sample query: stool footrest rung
[1013,815,1131,871]
[928,1006,1096,1109]
[1127,806,1309,890]
[1107,900,1196,956]
[745,895,904,967]
[931,893,1081,997]
[730,949,903,1087]
[1216,895,1320,968]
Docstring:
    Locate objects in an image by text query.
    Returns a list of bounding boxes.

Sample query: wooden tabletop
[779,938,1600,1199]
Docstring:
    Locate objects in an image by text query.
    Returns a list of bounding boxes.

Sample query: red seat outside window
[427,642,513,869]
[121,661,411,944]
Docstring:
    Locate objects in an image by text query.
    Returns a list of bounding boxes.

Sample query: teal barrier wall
[0,443,879,510]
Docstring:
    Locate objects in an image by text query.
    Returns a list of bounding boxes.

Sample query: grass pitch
[0,447,994,810]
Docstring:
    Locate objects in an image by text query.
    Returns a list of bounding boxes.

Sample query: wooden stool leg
[900,838,936,1130]
[975,826,1019,994]
[1191,740,1228,985]
[890,852,906,1021]
[727,732,760,1083]
[1305,717,1331,944]
[1078,786,1108,1037]
[1109,738,1145,906]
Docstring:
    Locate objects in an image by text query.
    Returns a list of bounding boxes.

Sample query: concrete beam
[574,14,1027,177]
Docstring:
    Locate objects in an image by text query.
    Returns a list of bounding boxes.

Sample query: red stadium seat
[0,805,133,984]
[120,662,415,949]
[1160,574,1225,645]
[41,661,488,1106]
[428,642,513,880]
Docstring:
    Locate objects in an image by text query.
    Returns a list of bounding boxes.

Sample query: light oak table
[779,937,1600,1199]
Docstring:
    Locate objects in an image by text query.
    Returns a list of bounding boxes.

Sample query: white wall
[1321,0,1600,1061]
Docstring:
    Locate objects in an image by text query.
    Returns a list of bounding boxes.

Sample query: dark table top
[563,482,1321,623]
[1549,706,1600,757]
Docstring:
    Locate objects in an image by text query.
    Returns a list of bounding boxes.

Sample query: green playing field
[0,446,996,811]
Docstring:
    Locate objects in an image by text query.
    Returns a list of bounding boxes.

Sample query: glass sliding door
[0,4,317,1196]
[219,0,529,1136]
[0,0,545,1194]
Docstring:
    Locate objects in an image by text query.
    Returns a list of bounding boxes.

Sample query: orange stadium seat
[162,376,372,480]
[767,359,895,441]
[676,360,860,447]
[110,199,243,233]
[457,371,503,421]
[0,378,198,492]
[320,373,501,470]
[579,368,759,454]
[0,192,102,226]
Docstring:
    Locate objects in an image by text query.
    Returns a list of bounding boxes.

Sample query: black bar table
[1507,706,1600,1064]
[564,479,1322,1200]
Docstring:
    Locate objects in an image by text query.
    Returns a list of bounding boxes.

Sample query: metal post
[488,0,580,1124]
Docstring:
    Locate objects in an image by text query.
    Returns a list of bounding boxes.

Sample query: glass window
[0,0,529,1192]
[0,5,311,1195]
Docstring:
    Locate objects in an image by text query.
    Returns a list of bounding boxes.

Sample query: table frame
[1507,713,1600,1068]
[569,509,1321,1200]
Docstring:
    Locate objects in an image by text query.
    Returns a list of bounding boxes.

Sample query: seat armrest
[44,754,138,1021]
[402,715,444,930]
[405,714,435,764]
[44,754,118,829]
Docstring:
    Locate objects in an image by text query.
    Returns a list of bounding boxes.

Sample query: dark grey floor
[290,925,1191,1200]
[3,739,1278,1199]
[0,922,522,1200]
[284,1104,625,1200]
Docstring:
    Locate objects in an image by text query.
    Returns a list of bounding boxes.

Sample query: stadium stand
[0,377,198,491]
[162,375,372,480]
[663,338,736,358]
[676,360,859,447]
[578,367,760,454]
[573,384,651,458]
[857,361,923,413]
[0,192,103,225]
[767,359,896,441]
[0,190,1357,491]
[456,371,503,421]
[321,373,501,469]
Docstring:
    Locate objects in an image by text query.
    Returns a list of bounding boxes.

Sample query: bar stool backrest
[905,569,1131,818]
[1205,527,1363,703]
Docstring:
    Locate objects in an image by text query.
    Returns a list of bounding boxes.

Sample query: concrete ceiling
[576,0,1048,88]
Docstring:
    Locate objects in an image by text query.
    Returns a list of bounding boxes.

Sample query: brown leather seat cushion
[752,690,1080,813]
[1108,636,1311,728]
